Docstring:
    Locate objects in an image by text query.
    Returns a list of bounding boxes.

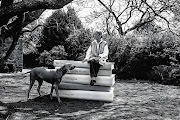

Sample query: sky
[36,0,176,34]
[66,0,100,30]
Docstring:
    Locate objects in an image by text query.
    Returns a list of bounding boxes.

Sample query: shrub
[23,52,39,68]
[37,45,67,67]
[64,29,92,60]
[38,7,83,53]
[104,35,128,62]
[38,9,70,53]
[108,31,180,80]
[149,64,180,85]
[23,7,85,68]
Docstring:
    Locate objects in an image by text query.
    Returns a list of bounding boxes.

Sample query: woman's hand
[82,59,89,63]
[89,57,100,61]
[82,57,101,63]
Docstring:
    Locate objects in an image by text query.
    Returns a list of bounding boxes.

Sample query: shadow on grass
[1,95,105,119]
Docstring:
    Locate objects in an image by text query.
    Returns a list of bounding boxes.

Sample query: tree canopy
[74,0,180,36]
[38,7,83,52]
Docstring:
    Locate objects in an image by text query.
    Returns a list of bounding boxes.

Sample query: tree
[38,7,83,53]
[79,0,179,36]
[0,0,74,70]
[38,7,88,63]
[38,9,70,53]
[64,28,92,60]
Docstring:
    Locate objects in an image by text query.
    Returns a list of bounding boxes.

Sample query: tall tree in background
[37,7,89,63]
[38,7,83,53]
[38,9,70,53]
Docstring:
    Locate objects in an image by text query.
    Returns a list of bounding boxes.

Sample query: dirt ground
[1,72,180,120]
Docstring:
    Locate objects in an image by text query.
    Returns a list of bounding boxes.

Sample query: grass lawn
[1,71,180,120]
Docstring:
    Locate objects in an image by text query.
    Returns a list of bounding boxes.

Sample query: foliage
[23,26,43,55]
[64,28,92,60]
[24,7,85,67]
[104,35,128,62]
[38,7,83,53]
[110,31,180,80]
[38,9,70,53]
[66,6,83,31]
[23,52,39,68]
[37,45,67,67]
[33,28,92,67]
[23,20,44,68]
[150,64,180,86]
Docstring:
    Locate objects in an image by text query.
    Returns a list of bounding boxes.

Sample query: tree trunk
[0,13,25,71]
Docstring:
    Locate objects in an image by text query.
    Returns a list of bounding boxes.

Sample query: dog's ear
[64,63,72,69]
[152,66,158,70]
[57,64,66,72]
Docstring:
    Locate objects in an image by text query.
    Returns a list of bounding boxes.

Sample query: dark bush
[149,64,180,85]
[23,52,39,68]
[109,31,180,81]
[37,45,67,67]
[38,7,83,53]
[38,9,70,53]
[64,29,92,60]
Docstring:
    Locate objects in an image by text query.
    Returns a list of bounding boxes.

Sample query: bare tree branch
[117,0,132,18]
[97,0,124,35]
[121,5,134,25]
[141,0,173,32]
[105,12,111,35]
[124,19,154,34]
[22,24,44,33]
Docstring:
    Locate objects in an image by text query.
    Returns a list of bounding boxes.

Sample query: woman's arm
[85,45,91,60]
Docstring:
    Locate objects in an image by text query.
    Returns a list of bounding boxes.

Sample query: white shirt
[85,39,109,60]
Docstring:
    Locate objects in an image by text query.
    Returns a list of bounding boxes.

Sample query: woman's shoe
[90,80,96,86]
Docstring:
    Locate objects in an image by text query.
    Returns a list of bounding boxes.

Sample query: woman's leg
[88,59,101,86]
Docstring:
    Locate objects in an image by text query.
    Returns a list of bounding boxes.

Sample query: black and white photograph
[1,0,180,119]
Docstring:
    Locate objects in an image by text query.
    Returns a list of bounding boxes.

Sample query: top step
[54,60,114,70]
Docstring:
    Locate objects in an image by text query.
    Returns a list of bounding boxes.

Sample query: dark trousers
[88,59,101,77]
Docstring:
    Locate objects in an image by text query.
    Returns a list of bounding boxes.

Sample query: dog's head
[64,63,75,70]
[57,63,75,75]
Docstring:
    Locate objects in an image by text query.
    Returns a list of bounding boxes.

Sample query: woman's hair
[93,31,102,38]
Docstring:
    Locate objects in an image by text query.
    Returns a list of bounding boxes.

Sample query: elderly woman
[82,31,109,86]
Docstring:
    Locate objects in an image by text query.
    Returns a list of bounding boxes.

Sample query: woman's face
[93,32,102,42]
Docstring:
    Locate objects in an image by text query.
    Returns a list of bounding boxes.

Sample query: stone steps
[54,60,115,102]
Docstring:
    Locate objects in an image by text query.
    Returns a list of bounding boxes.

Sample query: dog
[26,63,75,104]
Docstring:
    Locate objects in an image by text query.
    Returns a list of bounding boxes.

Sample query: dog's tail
[24,71,31,74]
[4,71,31,78]
[16,71,30,77]
[16,71,31,78]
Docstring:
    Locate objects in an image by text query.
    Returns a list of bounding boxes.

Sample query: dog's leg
[37,79,43,97]
[27,75,35,101]
[53,82,61,104]
[50,84,54,100]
